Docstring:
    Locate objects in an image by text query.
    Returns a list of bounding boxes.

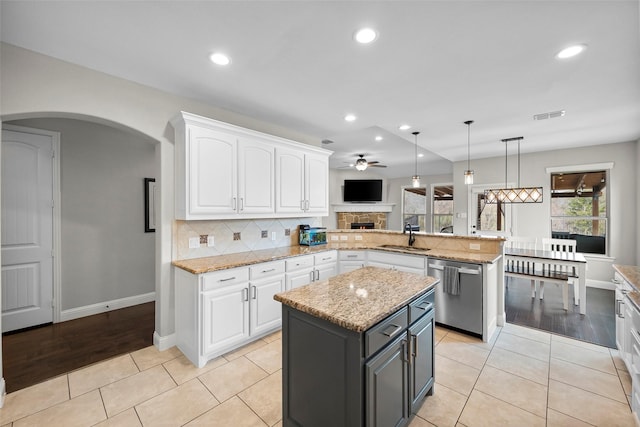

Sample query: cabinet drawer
[250,260,285,281]
[201,268,249,291]
[368,251,426,269]
[314,250,337,265]
[409,289,435,324]
[286,254,314,271]
[365,307,408,358]
[339,250,366,261]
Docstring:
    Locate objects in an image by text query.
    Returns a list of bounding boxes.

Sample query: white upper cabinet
[172,112,331,220]
[276,148,329,215]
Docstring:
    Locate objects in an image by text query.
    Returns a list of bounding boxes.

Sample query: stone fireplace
[337,212,387,230]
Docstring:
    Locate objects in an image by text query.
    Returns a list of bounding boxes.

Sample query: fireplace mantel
[332,203,395,213]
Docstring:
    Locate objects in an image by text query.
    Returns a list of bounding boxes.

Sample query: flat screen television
[343,179,383,202]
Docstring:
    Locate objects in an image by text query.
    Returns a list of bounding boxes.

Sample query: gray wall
[452,140,638,280]
[9,118,156,310]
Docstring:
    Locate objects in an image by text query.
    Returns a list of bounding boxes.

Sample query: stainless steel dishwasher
[428,258,483,336]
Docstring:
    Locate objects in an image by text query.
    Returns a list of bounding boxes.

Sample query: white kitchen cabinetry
[172,111,330,220]
[285,251,338,290]
[367,250,426,276]
[275,147,329,215]
[339,250,367,273]
[175,260,285,368]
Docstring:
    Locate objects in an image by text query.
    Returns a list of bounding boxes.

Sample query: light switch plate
[340,235,348,241]
[355,235,363,241]
[271,231,277,241]
[331,235,339,241]
[207,235,215,247]
[469,243,481,250]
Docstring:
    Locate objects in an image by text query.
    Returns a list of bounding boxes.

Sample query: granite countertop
[613,264,640,310]
[273,266,438,332]
[173,244,500,274]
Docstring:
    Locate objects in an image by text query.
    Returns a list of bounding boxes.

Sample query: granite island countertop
[273,266,439,332]
[173,244,500,275]
[613,264,640,310]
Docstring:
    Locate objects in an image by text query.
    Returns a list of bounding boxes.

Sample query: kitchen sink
[378,244,431,253]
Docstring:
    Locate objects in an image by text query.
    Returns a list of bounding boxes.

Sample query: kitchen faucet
[404,223,416,246]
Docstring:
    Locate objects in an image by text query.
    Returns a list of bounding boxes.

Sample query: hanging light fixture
[484,137,543,203]
[463,120,474,184]
[355,156,368,171]
[411,131,421,188]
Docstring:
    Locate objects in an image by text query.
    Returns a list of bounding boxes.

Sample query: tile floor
[0,323,636,426]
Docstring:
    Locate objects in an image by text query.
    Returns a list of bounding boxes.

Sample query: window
[432,185,453,233]
[402,187,427,231]
[550,170,608,255]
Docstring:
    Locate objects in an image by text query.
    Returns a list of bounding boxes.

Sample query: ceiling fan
[341,154,387,171]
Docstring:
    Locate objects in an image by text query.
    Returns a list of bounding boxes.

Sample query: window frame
[431,183,454,233]
[546,163,612,257]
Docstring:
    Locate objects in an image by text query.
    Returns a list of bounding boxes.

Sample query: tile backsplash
[175,217,322,260]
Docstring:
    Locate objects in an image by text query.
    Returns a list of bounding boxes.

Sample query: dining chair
[540,237,579,307]
[504,236,539,298]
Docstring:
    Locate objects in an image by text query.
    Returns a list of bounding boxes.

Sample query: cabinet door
[188,126,237,215]
[305,152,329,214]
[238,138,275,214]
[339,261,365,274]
[366,334,409,427]
[202,282,249,356]
[409,310,435,413]
[286,268,314,290]
[368,261,395,271]
[276,148,305,213]
[250,275,285,336]
[316,263,337,281]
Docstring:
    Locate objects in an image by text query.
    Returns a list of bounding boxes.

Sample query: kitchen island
[274,266,439,427]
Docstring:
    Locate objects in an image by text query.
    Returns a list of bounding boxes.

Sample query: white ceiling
[1,1,639,178]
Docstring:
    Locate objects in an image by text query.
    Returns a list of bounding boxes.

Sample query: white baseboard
[587,279,615,291]
[60,292,155,322]
[154,331,176,351]
[0,377,5,407]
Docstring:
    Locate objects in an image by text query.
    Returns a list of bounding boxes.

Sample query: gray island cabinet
[274,266,439,427]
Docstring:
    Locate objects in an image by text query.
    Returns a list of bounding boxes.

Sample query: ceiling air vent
[533,110,566,121]
[321,139,334,145]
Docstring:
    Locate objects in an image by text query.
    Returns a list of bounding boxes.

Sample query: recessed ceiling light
[418,153,424,158]
[556,44,587,59]
[354,28,377,44]
[344,114,357,122]
[399,124,411,131]
[375,136,383,141]
[210,52,231,66]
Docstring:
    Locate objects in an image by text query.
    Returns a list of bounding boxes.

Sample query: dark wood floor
[2,302,155,393]
[505,277,616,348]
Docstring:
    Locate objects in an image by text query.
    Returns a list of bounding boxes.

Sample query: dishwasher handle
[428,263,481,275]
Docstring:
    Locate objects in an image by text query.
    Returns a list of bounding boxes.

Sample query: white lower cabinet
[367,250,426,276]
[285,251,338,290]
[175,260,285,368]
[339,250,367,274]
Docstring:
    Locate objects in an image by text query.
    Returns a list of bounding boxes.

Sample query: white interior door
[2,127,55,332]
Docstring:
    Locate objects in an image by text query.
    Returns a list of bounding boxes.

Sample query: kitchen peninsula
[274,267,439,427]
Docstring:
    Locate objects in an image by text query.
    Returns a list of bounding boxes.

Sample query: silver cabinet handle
[219,276,236,282]
[382,324,403,337]
[412,334,418,359]
[310,271,315,282]
[347,254,358,258]
[261,268,276,273]
[315,270,320,281]
[242,288,249,301]
[240,198,244,211]
[300,200,305,210]
[233,197,237,210]
[415,301,433,312]
[251,286,257,299]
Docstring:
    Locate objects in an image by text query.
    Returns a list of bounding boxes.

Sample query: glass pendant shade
[464,169,474,184]
[412,175,421,188]
[355,157,367,171]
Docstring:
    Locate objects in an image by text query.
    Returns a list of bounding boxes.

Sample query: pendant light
[484,137,543,203]
[411,131,421,188]
[463,120,474,184]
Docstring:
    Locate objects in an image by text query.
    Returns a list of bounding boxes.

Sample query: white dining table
[504,248,588,314]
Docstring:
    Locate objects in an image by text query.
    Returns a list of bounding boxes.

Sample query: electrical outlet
[331,235,339,241]
[469,243,481,250]
[233,232,241,241]
[207,235,215,247]
[261,230,268,238]
[199,235,208,244]
[271,231,277,241]
[188,237,200,249]
[340,235,348,241]
[355,235,363,241]
[285,228,291,236]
